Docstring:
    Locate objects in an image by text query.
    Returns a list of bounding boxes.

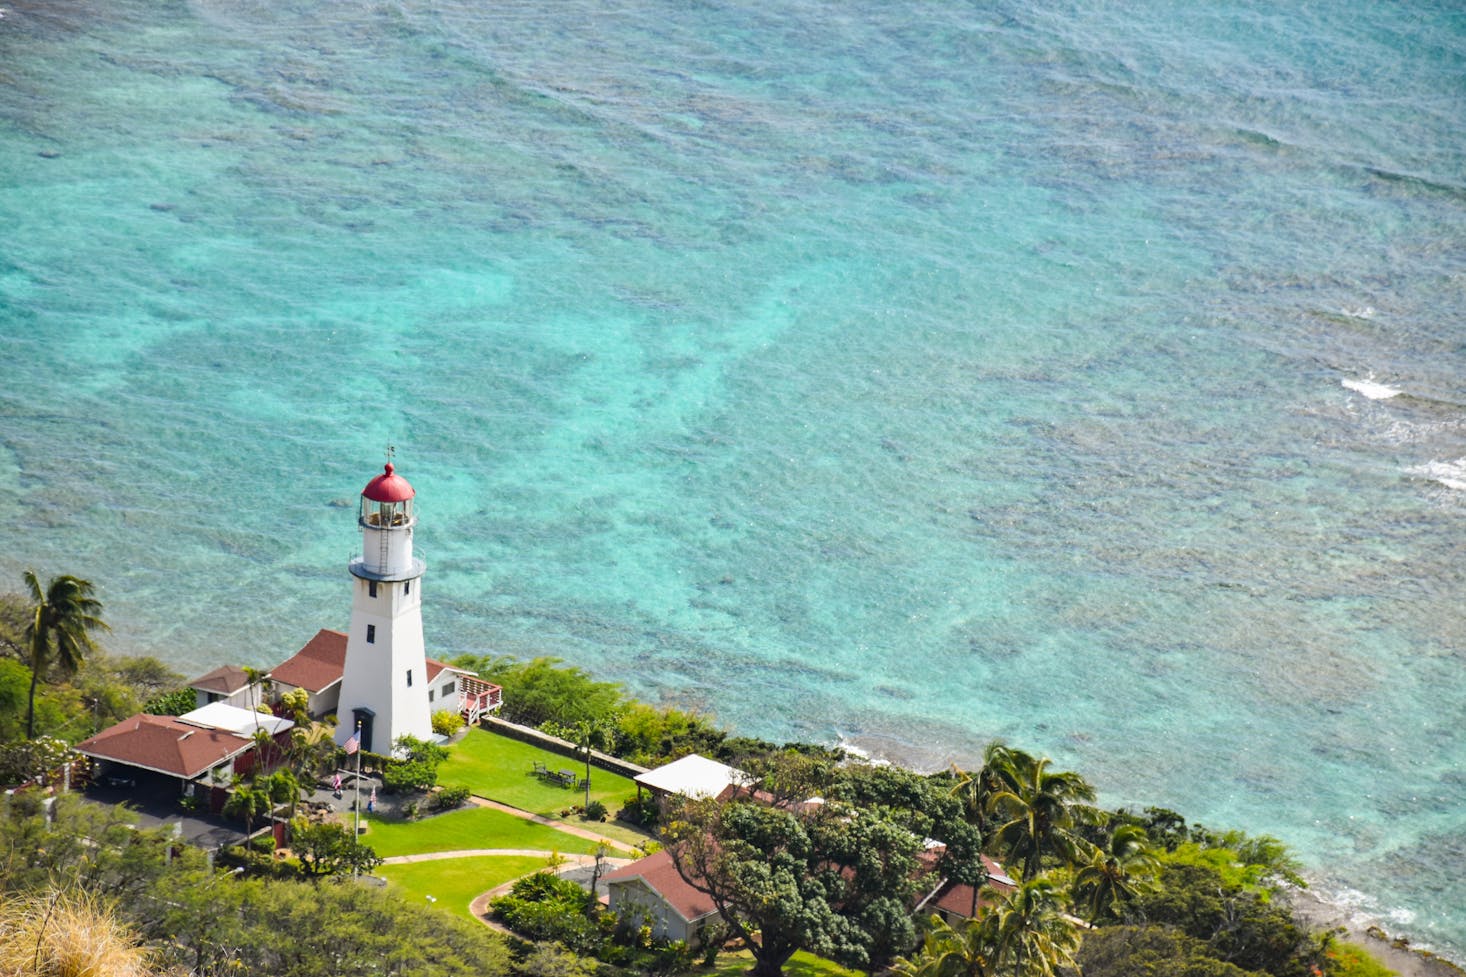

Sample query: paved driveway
[77,771,242,850]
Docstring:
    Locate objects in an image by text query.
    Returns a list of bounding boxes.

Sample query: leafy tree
[985,748,1100,880]
[1128,858,1319,977]
[613,701,728,766]
[1073,823,1159,922]
[279,687,311,724]
[455,654,624,728]
[289,818,382,879]
[0,590,30,662]
[664,789,923,977]
[0,735,72,788]
[262,767,307,819]
[831,761,988,900]
[1078,924,1272,977]
[381,734,448,794]
[143,687,197,716]
[20,571,109,739]
[0,792,204,899]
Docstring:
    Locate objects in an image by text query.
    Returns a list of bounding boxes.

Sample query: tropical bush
[615,793,660,828]
[491,872,599,953]
[381,735,449,794]
[142,687,196,716]
[432,709,466,737]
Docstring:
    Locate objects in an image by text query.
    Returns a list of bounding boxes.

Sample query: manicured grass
[361,806,603,858]
[377,854,547,921]
[701,949,864,977]
[439,728,641,818]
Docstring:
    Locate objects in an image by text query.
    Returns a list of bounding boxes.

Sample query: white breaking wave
[1342,376,1402,400]
[1410,458,1466,491]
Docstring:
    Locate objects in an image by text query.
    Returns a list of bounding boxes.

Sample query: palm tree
[21,571,109,740]
[573,719,611,810]
[985,751,1100,880]
[987,876,1081,977]
[950,741,1024,835]
[1072,823,1159,922]
[288,721,337,784]
[242,665,273,715]
[223,777,272,845]
[892,914,1000,977]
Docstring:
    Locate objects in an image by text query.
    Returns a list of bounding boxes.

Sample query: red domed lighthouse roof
[362,462,415,503]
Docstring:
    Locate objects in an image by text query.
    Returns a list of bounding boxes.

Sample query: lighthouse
[335,460,432,753]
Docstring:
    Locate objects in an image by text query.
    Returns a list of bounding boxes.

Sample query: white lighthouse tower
[335,459,432,754]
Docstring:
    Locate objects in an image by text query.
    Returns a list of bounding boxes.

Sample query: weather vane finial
[386,443,397,465]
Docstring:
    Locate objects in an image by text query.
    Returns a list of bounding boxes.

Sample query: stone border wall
[478,715,651,780]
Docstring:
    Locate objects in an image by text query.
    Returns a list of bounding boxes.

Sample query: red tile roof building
[270,628,349,694]
[75,714,255,780]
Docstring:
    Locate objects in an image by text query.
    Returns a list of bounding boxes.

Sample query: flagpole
[353,720,362,876]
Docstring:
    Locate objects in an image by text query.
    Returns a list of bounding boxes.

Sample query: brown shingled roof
[270,629,347,693]
[917,854,1018,920]
[604,849,719,923]
[75,714,254,780]
[188,664,252,695]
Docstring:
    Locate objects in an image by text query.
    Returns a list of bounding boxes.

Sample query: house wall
[307,685,341,720]
[194,687,254,711]
[272,682,341,722]
[606,878,697,946]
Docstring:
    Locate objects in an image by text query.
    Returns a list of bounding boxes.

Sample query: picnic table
[530,761,584,789]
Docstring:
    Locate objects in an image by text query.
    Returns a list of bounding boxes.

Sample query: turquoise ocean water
[3,0,1463,957]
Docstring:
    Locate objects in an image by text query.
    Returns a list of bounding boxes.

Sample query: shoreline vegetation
[2,579,1462,977]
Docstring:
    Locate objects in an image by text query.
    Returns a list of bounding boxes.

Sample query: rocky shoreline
[1284,886,1465,977]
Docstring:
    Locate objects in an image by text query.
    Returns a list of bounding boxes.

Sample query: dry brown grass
[0,888,155,977]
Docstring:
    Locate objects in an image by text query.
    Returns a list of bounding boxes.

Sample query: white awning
[633,753,750,799]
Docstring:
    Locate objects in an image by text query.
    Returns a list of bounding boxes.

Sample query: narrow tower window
[366,624,376,644]
[404,580,411,596]
[368,580,378,598]
[406,669,413,687]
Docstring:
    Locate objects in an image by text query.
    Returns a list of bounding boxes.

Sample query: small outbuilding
[187,664,255,711]
[269,629,348,720]
[604,849,721,948]
[633,754,750,804]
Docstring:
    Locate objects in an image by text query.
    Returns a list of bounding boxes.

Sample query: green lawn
[377,854,547,921]
[361,806,603,858]
[439,728,642,818]
[701,950,863,977]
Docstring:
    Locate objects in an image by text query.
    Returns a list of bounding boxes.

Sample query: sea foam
[1342,377,1403,400]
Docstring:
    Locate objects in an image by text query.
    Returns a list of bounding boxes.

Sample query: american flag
[344,732,360,755]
